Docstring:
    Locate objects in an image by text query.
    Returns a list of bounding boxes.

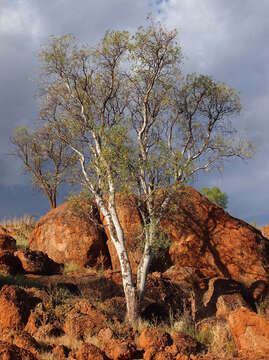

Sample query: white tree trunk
[136,221,154,310]
[95,195,138,323]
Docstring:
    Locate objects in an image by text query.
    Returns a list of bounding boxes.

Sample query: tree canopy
[10,124,77,208]
[35,20,253,324]
[200,186,228,209]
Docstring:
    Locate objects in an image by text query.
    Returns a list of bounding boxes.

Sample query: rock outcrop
[0,285,38,330]
[162,186,269,286]
[0,251,23,275]
[0,341,38,360]
[29,201,110,269]
[29,186,269,287]
[228,307,269,358]
[15,250,63,275]
[0,226,16,252]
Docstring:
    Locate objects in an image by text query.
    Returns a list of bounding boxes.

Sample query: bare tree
[10,124,77,208]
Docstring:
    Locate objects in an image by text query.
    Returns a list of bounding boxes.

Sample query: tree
[200,186,228,209]
[10,124,77,208]
[38,21,253,324]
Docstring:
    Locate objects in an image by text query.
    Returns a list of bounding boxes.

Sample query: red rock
[170,332,201,355]
[15,250,63,274]
[63,302,106,340]
[0,226,16,252]
[105,339,136,360]
[0,285,33,330]
[162,186,269,286]
[98,327,114,343]
[138,327,171,350]
[29,201,110,268]
[228,307,269,358]
[0,341,38,359]
[13,331,40,358]
[52,345,70,359]
[74,343,106,360]
[0,250,23,274]
[216,293,249,319]
[24,305,47,336]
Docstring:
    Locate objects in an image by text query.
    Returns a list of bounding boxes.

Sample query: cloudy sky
[0,0,268,226]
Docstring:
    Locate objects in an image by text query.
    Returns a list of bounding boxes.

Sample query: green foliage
[200,186,228,209]
[10,124,77,208]
[36,19,253,323]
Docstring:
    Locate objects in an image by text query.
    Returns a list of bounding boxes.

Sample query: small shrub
[43,284,75,324]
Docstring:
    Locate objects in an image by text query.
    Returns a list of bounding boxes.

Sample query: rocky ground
[0,186,268,359]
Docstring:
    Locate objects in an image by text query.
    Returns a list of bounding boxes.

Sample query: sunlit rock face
[29,201,110,269]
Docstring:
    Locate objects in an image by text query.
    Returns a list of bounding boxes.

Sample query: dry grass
[206,322,236,358]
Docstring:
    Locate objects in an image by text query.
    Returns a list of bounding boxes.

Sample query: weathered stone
[190,277,252,321]
[138,328,171,350]
[0,285,34,330]
[63,302,106,340]
[52,345,70,359]
[228,307,269,358]
[0,226,16,252]
[216,293,249,319]
[170,332,202,355]
[0,341,38,359]
[15,250,63,274]
[104,339,137,360]
[13,331,40,358]
[0,250,23,275]
[29,201,110,268]
[74,343,106,360]
[162,186,269,286]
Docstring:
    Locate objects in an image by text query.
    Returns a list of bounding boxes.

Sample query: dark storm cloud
[0,0,268,225]
[159,0,269,225]
[0,0,152,217]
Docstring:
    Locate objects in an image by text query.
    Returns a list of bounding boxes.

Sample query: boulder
[190,277,252,321]
[228,307,269,358]
[104,339,137,360]
[0,285,37,330]
[0,341,38,360]
[29,201,110,269]
[15,250,63,275]
[162,186,269,286]
[216,293,249,319]
[170,332,202,355]
[63,301,106,340]
[52,345,70,359]
[138,327,171,350]
[0,250,23,275]
[73,343,106,360]
[0,226,16,252]
[13,331,40,359]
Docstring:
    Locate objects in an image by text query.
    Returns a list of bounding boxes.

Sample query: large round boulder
[29,201,110,268]
[162,186,269,286]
